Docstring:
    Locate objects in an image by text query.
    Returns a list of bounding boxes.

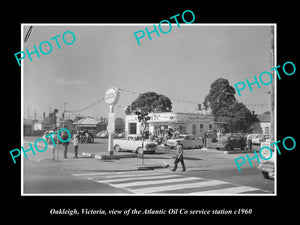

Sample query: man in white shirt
[71,132,80,158]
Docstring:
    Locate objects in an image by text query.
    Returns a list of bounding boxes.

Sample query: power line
[118,87,270,108]
[63,87,270,114]
[65,97,105,113]
[118,88,203,105]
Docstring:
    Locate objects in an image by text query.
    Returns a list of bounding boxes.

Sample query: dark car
[96,130,108,138]
[215,135,247,151]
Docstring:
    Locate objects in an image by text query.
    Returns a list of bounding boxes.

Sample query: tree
[203,78,236,114]
[203,78,260,133]
[125,92,172,114]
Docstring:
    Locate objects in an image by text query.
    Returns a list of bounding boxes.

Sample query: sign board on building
[125,112,212,123]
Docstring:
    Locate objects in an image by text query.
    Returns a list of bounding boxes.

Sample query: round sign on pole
[105,87,120,156]
[105,87,120,105]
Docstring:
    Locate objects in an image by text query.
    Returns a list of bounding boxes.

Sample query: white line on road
[102,172,170,179]
[72,172,124,177]
[128,180,226,194]
[107,177,204,188]
[95,174,182,183]
[72,171,167,177]
[187,186,260,194]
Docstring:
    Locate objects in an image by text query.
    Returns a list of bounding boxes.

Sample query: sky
[23,24,274,121]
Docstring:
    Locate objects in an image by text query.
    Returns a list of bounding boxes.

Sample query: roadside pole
[104,87,120,155]
[107,107,115,155]
[140,121,146,165]
[135,110,150,165]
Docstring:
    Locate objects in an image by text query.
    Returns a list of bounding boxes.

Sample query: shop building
[257,113,271,135]
[125,112,215,138]
[73,117,107,136]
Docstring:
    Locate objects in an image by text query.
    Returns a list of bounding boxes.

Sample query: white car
[257,142,274,179]
[113,134,157,153]
[167,134,202,149]
[252,134,266,145]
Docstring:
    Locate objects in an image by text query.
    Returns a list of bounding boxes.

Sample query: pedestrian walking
[71,132,80,158]
[171,143,186,172]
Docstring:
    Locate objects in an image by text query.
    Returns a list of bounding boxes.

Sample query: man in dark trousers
[171,143,186,172]
[61,131,70,158]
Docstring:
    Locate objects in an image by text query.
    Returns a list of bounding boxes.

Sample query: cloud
[46,75,88,86]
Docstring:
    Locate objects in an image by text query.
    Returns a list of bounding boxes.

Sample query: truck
[113,134,157,153]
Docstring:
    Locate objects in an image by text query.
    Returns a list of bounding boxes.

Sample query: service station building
[125,112,215,138]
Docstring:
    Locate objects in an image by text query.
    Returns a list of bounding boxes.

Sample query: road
[23,137,274,195]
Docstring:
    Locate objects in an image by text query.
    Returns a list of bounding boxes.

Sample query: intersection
[72,170,269,195]
[23,137,274,195]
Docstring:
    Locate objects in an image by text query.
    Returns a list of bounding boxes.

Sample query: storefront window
[192,124,196,135]
[265,126,270,134]
[179,125,186,133]
[129,123,137,134]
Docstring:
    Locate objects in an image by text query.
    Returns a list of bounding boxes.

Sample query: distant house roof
[73,117,103,126]
[23,119,33,125]
[41,117,55,125]
[257,114,271,122]
[57,118,74,123]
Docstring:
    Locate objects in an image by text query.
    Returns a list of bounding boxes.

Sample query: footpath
[22,140,259,174]
[23,142,169,173]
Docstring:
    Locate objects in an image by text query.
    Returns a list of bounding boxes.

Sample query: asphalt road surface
[22,137,274,195]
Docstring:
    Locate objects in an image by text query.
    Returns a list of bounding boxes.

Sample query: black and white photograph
[21,24,276,196]
[4,5,298,220]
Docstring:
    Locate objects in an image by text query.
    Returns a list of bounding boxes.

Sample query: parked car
[251,134,266,145]
[96,130,108,138]
[78,130,94,143]
[43,130,57,144]
[42,130,72,144]
[215,135,246,151]
[113,134,157,153]
[167,134,202,149]
[257,145,274,179]
[113,132,124,138]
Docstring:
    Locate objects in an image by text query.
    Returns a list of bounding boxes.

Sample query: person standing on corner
[171,143,186,172]
[71,132,80,158]
[61,131,70,159]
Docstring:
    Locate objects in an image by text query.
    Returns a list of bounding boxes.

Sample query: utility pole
[135,110,151,165]
[34,109,37,120]
[63,102,68,128]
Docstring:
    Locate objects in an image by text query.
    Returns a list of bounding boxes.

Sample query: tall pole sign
[104,87,120,155]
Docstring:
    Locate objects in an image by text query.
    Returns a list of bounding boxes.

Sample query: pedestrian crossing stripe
[72,171,267,195]
[97,174,183,183]
[187,186,259,194]
[97,176,203,188]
